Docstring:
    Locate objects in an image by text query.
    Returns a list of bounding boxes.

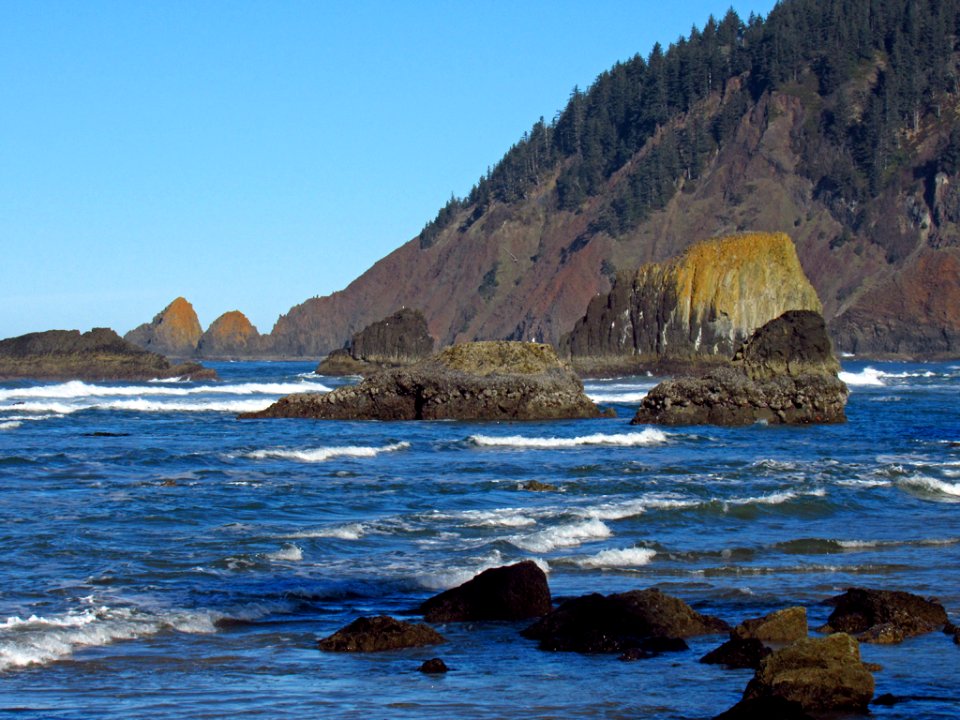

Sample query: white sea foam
[0,398,274,414]
[265,544,303,562]
[510,518,612,553]
[725,487,827,508]
[898,474,960,499]
[573,547,657,568]
[585,389,652,404]
[289,523,366,540]
[0,380,330,401]
[469,429,669,449]
[0,604,221,671]
[0,421,21,430]
[838,367,886,386]
[246,442,409,463]
[457,509,538,528]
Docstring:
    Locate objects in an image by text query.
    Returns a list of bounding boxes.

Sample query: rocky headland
[241,341,608,421]
[0,328,216,381]
[631,310,848,426]
[562,232,822,376]
[315,308,434,376]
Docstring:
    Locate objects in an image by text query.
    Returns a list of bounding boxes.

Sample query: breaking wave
[469,429,669,449]
[509,519,612,553]
[246,442,410,463]
[572,547,657,568]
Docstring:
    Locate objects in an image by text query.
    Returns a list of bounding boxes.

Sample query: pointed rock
[125,297,202,358]
[197,311,262,358]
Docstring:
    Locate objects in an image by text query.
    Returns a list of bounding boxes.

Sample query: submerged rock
[737,633,875,714]
[0,328,215,381]
[243,341,608,421]
[316,308,435,376]
[701,636,772,669]
[418,561,551,623]
[418,658,449,673]
[317,616,444,652]
[631,310,848,426]
[820,587,948,642]
[520,588,728,653]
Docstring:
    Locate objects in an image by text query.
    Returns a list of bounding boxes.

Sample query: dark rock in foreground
[418,561,551,623]
[0,328,216,381]
[243,341,608,421]
[701,636,772,669]
[317,616,444,652]
[418,658,449,673]
[632,311,848,426]
[738,633,875,714]
[521,588,729,653]
[714,695,814,720]
[316,308,435,376]
[820,587,948,642]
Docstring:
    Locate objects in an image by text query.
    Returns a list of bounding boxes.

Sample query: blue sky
[1,0,777,339]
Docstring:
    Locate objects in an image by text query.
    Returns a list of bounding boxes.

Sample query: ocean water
[0,361,958,719]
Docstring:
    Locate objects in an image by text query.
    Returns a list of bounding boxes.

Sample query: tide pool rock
[317,616,444,652]
[520,588,729,653]
[0,328,215,381]
[243,341,608,421]
[125,297,203,358]
[418,561,551,623]
[631,310,848,426]
[820,587,948,642]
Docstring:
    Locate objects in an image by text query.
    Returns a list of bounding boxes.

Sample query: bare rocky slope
[266,84,960,359]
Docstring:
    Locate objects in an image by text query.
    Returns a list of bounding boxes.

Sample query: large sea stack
[562,232,821,374]
[632,310,848,426]
[315,308,435,376]
[242,341,606,421]
[0,328,215,381]
[196,311,263,359]
[125,297,203,359]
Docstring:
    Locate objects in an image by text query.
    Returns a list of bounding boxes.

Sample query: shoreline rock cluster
[317,563,954,718]
[632,310,849,426]
[242,341,610,421]
[0,328,216,381]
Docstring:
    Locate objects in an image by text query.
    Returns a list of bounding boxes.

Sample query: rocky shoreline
[317,562,955,719]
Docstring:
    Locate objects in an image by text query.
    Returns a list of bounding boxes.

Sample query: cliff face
[196,311,262,359]
[561,233,821,363]
[350,309,435,364]
[125,297,203,359]
[262,84,959,358]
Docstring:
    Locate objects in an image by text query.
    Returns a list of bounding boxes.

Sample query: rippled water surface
[1,361,958,718]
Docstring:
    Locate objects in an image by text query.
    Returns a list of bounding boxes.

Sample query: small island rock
[243,341,608,421]
[316,308,435,376]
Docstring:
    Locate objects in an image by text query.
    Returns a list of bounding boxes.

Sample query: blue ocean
[1,361,958,718]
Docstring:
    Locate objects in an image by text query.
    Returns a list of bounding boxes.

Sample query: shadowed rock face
[563,233,822,370]
[820,588,948,643]
[418,561,551,623]
[316,308,434,376]
[125,297,203,358]
[196,311,262,358]
[0,328,215,381]
[631,310,848,426]
[243,341,607,421]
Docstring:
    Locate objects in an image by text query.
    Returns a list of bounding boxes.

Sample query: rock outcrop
[196,311,263,359]
[317,616,444,652]
[0,328,215,381]
[520,588,729,653]
[819,588,948,643]
[562,233,822,373]
[316,308,434,376]
[125,297,203,358]
[418,561,551,623]
[734,634,875,715]
[631,310,848,426]
[733,607,808,644]
[701,636,772,669]
[241,341,608,421]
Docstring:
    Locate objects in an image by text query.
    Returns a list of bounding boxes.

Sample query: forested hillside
[269,0,960,358]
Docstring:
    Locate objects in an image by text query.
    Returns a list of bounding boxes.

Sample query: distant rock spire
[124,297,203,358]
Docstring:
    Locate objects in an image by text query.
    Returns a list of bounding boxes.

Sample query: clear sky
[1,0,778,339]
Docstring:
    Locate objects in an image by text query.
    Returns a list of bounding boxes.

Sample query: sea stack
[316,308,435,375]
[631,310,848,426]
[125,297,203,358]
[562,232,821,374]
[243,341,608,421]
[196,311,263,359]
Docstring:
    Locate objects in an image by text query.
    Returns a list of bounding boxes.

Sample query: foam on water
[898,474,960,499]
[0,399,274,414]
[289,523,366,540]
[469,429,669,449]
[838,367,886,386]
[724,487,827,508]
[265,544,303,562]
[246,442,410,463]
[0,379,330,401]
[0,421,21,430]
[572,547,657,568]
[0,604,222,671]
[585,390,651,404]
[509,518,612,553]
